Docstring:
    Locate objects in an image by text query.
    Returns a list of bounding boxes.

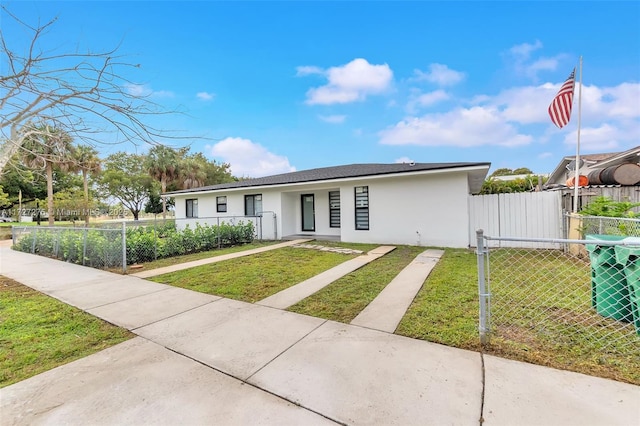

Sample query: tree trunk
[161,179,167,221]
[0,125,22,176]
[83,170,90,225]
[46,161,54,226]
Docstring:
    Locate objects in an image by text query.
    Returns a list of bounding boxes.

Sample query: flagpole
[573,56,583,213]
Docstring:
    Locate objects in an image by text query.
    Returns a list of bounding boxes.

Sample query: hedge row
[13,221,256,268]
[126,221,255,264]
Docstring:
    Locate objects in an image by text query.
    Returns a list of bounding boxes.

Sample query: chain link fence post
[82,227,88,266]
[476,229,490,345]
[122,221,126,274]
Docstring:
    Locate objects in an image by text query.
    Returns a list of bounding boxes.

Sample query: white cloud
[380,80,639,151]
[196,92,215,101]
[412,64,465,86]
[493,81,640,124]
[206,137,295,178]
[301,58,393,105]
[125,83,174,98]
[562,123,629,152]
[395,156,414,164]
[538,152,553,159]
[296,66,323,76]
[506,40,563,81]
[509,40,543,59]
[353,128,363,137]
[378,106,532,147]
[407,90,450,112]
[318,114,346,124]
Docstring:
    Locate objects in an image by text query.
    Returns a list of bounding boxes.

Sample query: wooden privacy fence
[468,191,563,248]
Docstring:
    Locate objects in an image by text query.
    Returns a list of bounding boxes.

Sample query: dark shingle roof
[166,162,491,195]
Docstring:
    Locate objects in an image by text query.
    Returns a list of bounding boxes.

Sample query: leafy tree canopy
[99,152,153,220]
[490,167,534,177]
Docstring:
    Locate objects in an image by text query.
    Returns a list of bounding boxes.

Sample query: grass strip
[149,245,360,303]
[0,276,132,388]
[128,240,281,272]
[287,245,427,322]
[395,249,480,350]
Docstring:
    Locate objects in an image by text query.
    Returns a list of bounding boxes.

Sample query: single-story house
[544,146,640,210]
[547,145,640,187]
[166,162,491,248]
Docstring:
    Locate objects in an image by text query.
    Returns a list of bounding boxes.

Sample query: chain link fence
[476,231,640,363]
[12,226,125,270]
[11,216,261,273]
[575,214,640,237]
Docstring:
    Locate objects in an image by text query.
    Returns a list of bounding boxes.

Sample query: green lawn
[128,240,281,272]
[288,245,427,322]
[395,249,480,350]
[0,276,133,388]
[397,248,639,385]
[149,245,363,303]
[484,249,640,385]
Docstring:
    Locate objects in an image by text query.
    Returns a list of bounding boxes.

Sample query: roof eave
[165,163,491,197]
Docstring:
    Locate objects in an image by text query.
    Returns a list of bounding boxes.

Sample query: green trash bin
[585,235,632,322]
[614,238,640,334]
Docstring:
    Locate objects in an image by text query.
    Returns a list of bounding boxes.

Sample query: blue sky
[3,1,640,177]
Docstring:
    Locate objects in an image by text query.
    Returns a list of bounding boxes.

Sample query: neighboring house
[166,162,490,248]
[547,146,640,186]
[545,146,640,211]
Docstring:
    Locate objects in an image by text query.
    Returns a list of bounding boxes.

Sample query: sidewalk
[351,248,443,332]
[1,246,638,425]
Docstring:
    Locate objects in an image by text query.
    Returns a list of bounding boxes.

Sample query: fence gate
[469,191,563,248]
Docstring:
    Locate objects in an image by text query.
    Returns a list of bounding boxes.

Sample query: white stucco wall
[171,168,474,247]
[173,189,282,238]
[339,172,470,248]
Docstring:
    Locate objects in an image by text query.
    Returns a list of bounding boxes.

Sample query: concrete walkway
[351,249,443,332]
[130,238,312,278]
[257,245,395,309]
[1,246,638,425]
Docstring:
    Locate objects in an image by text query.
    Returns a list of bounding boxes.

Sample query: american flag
[548,69,576,128]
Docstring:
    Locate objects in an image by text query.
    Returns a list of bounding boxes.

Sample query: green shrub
[13,221,255,268]
[580,196,640,218]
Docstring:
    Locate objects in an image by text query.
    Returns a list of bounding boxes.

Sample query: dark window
[216,196,227,213]
[186,199,198,218]
[329,191,341,228]
[354,186,369,230]
[244,194,263,216]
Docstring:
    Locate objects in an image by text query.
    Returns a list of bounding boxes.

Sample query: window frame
[244,194,263,216]
[329,191,341,228]
[186,198,199,218]
[216,196,227,213]
[354,186,369,231]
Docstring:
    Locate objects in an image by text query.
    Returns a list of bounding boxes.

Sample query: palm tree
[145,145,181,220]
[73,145,101,225]
[21,124,75,225]
[179,156,207,189]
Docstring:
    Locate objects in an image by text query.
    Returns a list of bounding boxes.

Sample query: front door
[301,194,315,232]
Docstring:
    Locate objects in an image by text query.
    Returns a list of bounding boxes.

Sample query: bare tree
[0,6,187,174]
